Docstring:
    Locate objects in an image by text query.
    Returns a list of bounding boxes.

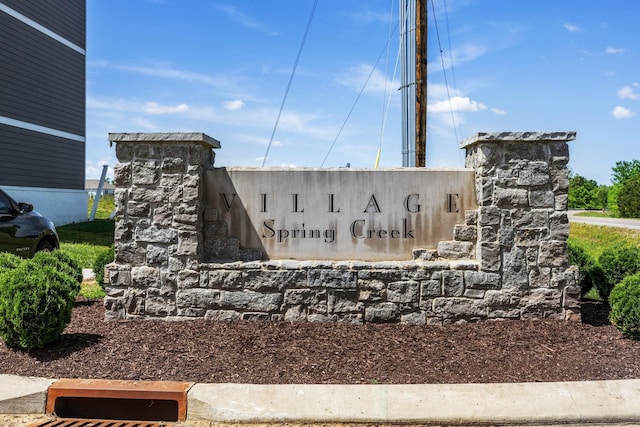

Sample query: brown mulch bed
[0,298,638,384]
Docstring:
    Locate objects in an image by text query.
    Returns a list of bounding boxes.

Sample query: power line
[430,0,461,147]
[262,0,318,167]
[321,21,399,168]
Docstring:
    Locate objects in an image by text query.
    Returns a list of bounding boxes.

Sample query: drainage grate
[26,418,172,427]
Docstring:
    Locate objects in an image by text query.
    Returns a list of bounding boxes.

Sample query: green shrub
[31,251,82,292]
[598,244,640,299]
[0,258,79,349]
[617,175,640,218]
[93,245,114,287]
[568,241,597,296]
[0,252,23,272]
[609,272,640,339]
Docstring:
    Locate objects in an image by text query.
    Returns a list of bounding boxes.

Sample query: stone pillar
[461,132,580,320]
[105,132,220,319]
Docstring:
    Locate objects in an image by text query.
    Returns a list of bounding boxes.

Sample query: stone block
[115,242,146,264]
[106,264,131,287]
[115,143,134,161]
[177,231,200,256]
[130,186,166,203]
[364,302,399,323]
[432,297,487,320]
[494,187,529,208]
[134,144,162,159]
[504,142,546,162]
[204,310,241,321]
[327,291,361,313]
[454,225,477,242]
[207,270,245,289]
[176,289,220,308]
[145,291,176,317]
[178,269,200,289]
[146,244,168,266]
[529,189,555,208]
[421,279,441,298]
[131,266,160,289]
[479,206,501,226]
[480,226,497,243]
[480,243,501,272]
[412,248,437,261]
[484,290,520,307]
[220,290,282,312]
[502,247,529,290]
[549,212,570,240]
[465,210,478,225]
[387,280,420,303]
[114,163,132,186]
[437,241,474,259]
[136,226,178,244]
[309,270,357,289]
[132,160,159,185]
[516,162,550,186]
[358,279,386,301]
[242,312,271,321]
[245,270,307,291]
[538,241,568,267]
[104,297,126,320]
[401,311,426,325]
[520,288,562,311]
[464,271,500,289]
[442,271,464,296]
[528,267,551,288]
[125,289,146,316]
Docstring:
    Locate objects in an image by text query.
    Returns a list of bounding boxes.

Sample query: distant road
[568,210,640,230]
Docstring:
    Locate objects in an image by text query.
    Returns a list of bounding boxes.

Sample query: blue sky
[86,0,640,185]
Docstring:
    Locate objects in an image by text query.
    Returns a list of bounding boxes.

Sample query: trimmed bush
[609,272,640,339]
[31,251,82,293]
[598,244,640,299]
[0,252,23,272]
[0,253,79,349]
[568,241,597,296]
[93,245,114,287]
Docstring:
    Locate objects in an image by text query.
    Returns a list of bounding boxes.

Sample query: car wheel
[36,240,54,253]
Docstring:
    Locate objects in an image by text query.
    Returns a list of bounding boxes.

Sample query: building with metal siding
[0,1,87,224]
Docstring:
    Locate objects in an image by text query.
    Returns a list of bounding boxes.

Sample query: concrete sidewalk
[2,374,640,425]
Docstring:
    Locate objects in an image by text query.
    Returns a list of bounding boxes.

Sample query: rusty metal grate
[26,418,173,427]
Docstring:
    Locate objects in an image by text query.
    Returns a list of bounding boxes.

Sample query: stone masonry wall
[105,131,579,324]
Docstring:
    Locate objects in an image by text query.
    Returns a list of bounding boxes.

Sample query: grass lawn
[573,210,613,218]
[56,196,116,298]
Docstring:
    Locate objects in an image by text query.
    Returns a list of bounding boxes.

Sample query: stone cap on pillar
[108,132,221,149]
[460,131,576,149]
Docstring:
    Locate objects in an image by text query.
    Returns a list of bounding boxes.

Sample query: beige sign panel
[205,168,476,261]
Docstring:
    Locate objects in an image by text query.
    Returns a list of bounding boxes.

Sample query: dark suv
[0,188,59,257]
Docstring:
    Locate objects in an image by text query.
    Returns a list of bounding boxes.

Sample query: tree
[568,174,602,209]
[618,174,640,218]
[612,160,640,185]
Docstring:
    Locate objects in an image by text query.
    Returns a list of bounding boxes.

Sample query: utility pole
[415,0,427,167]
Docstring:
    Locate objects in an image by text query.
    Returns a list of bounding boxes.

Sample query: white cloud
[611,106,636,119]
[336,64,399,94]
[215,5,278,36]
[618,84,640,100]
[491,108,507,115]
[605,47,626,55]
[143,102,189,114]
[224,100,245,111]
[428,43,489,72]
[429,96,487,113]
[563,23,582,32]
